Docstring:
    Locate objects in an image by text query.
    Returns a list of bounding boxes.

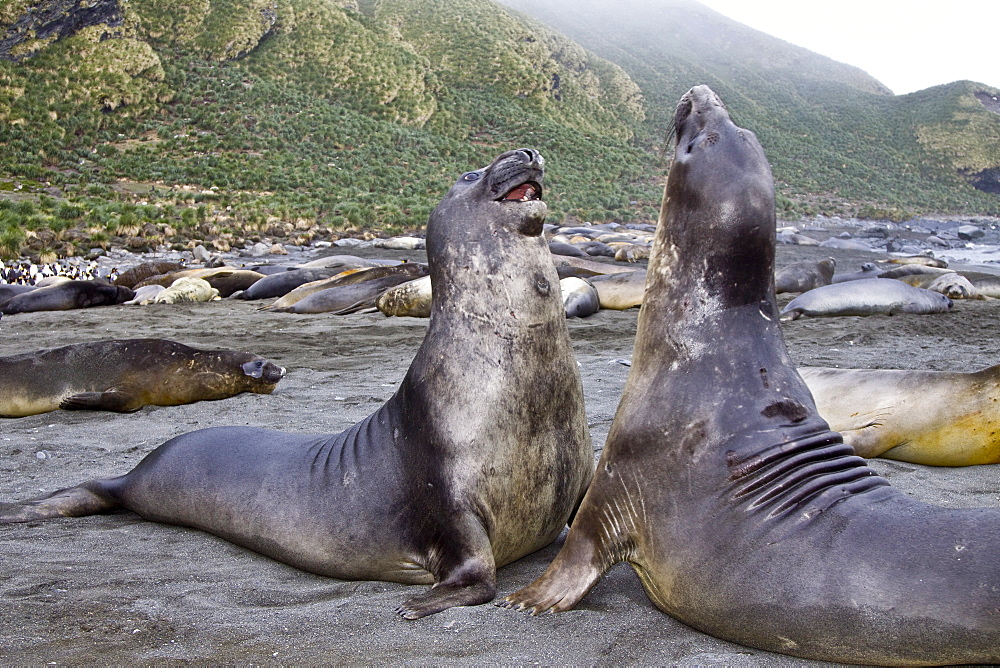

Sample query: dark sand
[2,241,999,665]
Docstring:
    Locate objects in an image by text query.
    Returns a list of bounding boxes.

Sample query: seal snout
[490,148,545,202]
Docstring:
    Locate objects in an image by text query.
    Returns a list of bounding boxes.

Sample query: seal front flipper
[60,390,138,412]
[500,483,625,614]
[395,520,497,620]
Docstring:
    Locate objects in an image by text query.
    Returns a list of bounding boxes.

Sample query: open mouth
[501,181,542,202]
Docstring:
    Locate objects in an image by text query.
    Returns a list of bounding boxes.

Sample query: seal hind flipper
[60,390,138,412]
[0,480,121,523]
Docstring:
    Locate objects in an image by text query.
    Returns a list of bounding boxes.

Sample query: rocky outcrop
[0,0,123,61]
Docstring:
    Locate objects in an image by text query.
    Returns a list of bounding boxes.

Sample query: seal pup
[560,277,600,318]
[377,275,433,318]
[152,276,220,303]
[0,339,284,417]
[501,86,1000,665]
[831,261,880,283]
[780,278,952,320]
[0,149,593,620]
[0,280,133,314]
[801,365,1000,466]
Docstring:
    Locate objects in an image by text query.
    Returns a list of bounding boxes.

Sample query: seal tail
[0,479,121,523]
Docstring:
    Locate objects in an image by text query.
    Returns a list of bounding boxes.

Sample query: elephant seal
[967,272,1000,298]
[922,272,983,299]
[780,278,952,319]
[501,86,1000,665]
[0,339,284,417]
[0,280,133,314]
[238,266,349,300]
[113,261,185,289]
[270,269,429,314]
[152,277,220,303]
[877,264,955,282]
[588,270,646,309]
[551,255,636,279]
[560,277,600,318]
[0,149,593,620]
[0,283,35,307]
[263,263,429,312]
[774,257,835,294]
[548,241,588,258]
[123,284,166,305]
[831,261,880,283]
[800,365,1000,466]
[377,275,433,318]
[880,254,948,268]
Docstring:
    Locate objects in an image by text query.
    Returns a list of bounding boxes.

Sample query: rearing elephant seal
[501,86,1000,664]
[0,339,285,417]
[0,149,593,620]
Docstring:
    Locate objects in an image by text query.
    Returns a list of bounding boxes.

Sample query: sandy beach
[2,239,999,665]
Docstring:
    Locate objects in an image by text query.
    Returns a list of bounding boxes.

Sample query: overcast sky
[697,0,998,95]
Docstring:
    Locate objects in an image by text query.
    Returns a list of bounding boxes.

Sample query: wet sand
[2,241,999,665]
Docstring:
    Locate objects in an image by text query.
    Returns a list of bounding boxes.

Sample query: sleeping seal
[0,149,593,620]
[780,278,952,319]
[501,86,1000,665]
[0,280,133,314]
[801,365,1000,466]
[0,339,284,417]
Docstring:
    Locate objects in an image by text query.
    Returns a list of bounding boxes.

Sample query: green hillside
[0,0,998,261]
[497,0,1000,218]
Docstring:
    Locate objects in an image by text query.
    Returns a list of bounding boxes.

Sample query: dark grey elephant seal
[780,278,952,319]
[237,266,350,300]
[0,280,134,314]
[0,149,593,620]
[0,339,284,417]
[501,86,1000,665]
[774,257,835,293]
[0,283,35,307]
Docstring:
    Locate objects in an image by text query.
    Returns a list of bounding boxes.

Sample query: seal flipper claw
[396,578,496,620]
[503,527,607,614]
[396,557,497,619]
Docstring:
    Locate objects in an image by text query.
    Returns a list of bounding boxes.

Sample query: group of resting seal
[2,93,999,663]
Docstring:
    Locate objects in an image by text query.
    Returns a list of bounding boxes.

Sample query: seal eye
[462,171,481,182]
[242,360,265,378]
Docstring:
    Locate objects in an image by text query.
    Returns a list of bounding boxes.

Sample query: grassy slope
[0,0,998,260]
[496,0,1000,218]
